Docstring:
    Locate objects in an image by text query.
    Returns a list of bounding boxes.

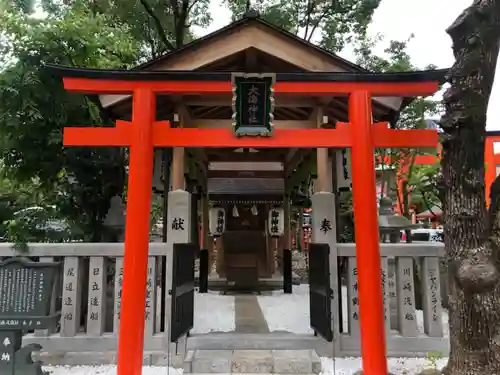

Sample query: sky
[192,0,500,130]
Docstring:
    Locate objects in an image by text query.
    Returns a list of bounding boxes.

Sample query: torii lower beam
[64,121,437,148]
[47,64,446,375]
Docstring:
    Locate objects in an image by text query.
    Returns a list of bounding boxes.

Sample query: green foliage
[150,194,164,233]
[0,162,77,250]
[223,0,381,51]
[0,4,138,243]
[4,206,76,252]
[355,34,442,131]
[338,192,355,242]
[49,0,212,57]
[0,0,212,245]
[0,0,36,14]
[357,34,442,216]
[408,162,442,212]
[426,351,443,369]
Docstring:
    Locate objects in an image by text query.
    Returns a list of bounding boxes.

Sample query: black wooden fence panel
[308,243,333,341]
[170,242,197,342]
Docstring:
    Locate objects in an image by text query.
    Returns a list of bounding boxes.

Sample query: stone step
[184,349,321,374]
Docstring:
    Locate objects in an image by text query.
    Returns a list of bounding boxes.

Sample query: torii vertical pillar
[349,91,387,373]
[118,88,156,375]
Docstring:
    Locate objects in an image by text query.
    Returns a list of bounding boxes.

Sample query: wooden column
[265,209,275,275]
[277,224,284,270]
[283,196,291,249]
[171,107,189,190]
[313,107,332,192]
[216,204,225,277]
[201,193,212,268]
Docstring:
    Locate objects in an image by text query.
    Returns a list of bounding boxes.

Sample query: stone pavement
[184,349,321,374]
[234,295,270,333]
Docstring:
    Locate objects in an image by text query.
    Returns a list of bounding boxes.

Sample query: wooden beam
[208,194,284,203]
[208,152,285,162]
[286,149,299,162]
[285,149,310,176]
[314,107,332,192]
[178,103,209,177]
[187,149,208,175]
[176,104,195,128]
[192,119,314,129]
[184,95,316,108]
[187,160,207,191]
[207,170,284,178]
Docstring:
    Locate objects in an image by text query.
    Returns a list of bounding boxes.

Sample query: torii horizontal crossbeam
[45,64,447,97]
[63,121,438,148]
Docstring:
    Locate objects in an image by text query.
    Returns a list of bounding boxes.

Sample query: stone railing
[0,243,170,365]
[0,242,448,363]
[333,242,448,357]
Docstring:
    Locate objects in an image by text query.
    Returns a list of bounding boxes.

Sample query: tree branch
[303,0,314,40]
[140,0,175,51]
[175,0,190,47]
[186,0,200,17]
[170,0,179,26]
[306,6,330,42]
[421,191,438,218]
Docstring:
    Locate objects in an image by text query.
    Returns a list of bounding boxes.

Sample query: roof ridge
[133,16,368,73]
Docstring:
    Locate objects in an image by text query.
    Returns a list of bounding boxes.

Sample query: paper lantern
[268,207,284,237]
[209,207,226,236]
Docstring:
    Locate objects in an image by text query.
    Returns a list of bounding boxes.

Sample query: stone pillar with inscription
[61,257,83,337]
[164,189,191,367]
[311,191,340,351]
[87,257,107,336]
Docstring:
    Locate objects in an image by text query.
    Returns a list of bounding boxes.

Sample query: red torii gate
[393,134,500,212]
[485,135,500,204]
[46,65,446,375]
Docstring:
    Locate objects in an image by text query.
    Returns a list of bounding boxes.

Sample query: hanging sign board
[231,72,275,137]
[336,148,352,191]
[209,207,225,237]
[268,207,284,237]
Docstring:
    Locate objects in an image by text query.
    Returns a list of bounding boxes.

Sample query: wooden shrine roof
[70,11,447,125]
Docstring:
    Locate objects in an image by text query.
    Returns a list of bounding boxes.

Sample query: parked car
[410,228,443,242]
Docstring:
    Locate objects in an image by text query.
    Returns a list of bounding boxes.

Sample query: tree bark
[441,1,500,374]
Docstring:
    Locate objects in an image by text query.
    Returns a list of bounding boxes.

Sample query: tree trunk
[441,1,500,374]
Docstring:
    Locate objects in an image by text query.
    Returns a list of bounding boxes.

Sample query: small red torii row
[382,137,500,211]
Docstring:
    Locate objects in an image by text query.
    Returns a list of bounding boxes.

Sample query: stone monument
[0,257,60,375]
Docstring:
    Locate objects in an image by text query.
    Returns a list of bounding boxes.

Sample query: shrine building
[42,10,449,375]
[97,12,421,288]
